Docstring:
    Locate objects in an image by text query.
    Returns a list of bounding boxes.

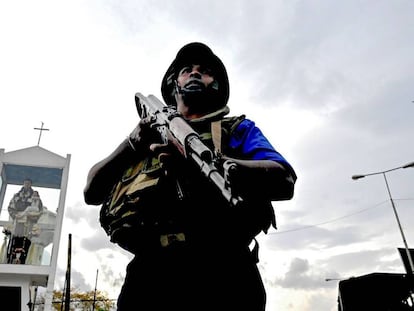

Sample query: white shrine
[0,145,70,311]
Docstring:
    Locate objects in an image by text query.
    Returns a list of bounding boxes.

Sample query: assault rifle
[135,92,243,208]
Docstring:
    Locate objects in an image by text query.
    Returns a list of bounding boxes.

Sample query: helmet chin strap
[175,81,223,113]
[175,80,220,98]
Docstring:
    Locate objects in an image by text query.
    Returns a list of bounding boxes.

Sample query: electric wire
[268,198,414,235]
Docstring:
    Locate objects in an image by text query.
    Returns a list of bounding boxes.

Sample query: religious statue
[5,179,43,264]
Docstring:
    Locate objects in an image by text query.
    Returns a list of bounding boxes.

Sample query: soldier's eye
[179,67,191,75]
[200,67,213,76]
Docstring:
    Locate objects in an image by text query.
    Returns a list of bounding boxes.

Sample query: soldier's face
[176,64,215,90]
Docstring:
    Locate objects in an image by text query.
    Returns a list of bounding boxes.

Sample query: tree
[35,287,115,311]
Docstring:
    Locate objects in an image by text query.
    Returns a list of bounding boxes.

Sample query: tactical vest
[99,114,275,255]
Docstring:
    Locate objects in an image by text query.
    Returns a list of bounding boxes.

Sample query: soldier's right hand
[128,116,158,151]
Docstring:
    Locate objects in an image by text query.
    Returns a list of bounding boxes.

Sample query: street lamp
[352,161,414,275]
[325,277,352,282]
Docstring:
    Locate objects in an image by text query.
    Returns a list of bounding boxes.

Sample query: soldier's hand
[128,116,158,151]
[150,133,185,173]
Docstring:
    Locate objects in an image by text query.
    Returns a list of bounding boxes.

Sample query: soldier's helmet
[161,42,230,108]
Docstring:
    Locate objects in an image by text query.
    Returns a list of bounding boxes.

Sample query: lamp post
[352,161,414,275]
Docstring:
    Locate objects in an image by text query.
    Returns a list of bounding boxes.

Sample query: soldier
[84,42,297,311]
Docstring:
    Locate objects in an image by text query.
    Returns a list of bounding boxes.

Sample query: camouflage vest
[99,112,275,255]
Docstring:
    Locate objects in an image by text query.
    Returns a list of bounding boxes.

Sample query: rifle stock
[134,92,243,207]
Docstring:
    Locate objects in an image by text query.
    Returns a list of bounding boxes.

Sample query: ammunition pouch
[99,156,168,253]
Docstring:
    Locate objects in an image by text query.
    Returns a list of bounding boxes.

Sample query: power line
[269,198,414,235]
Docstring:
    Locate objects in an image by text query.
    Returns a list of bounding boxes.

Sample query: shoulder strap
[211,115,246,155]
[211,120,222,154]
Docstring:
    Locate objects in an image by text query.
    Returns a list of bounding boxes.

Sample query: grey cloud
[71,269,90,291]
[53,265,89,292]
[265,222,373,251]
[322,248,402,276]
[267,247,402,291]
[65,202,100,225]
[270,257,333,289]
[80,229,114,252]
[236,1,414,111]
[98,260,126,291]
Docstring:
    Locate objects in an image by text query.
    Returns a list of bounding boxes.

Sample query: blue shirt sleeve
[229,118,295,173]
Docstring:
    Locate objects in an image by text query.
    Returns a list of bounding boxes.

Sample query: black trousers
[117,243,266,311]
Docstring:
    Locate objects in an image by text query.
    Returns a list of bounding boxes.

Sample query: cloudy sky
[1,1,414,310]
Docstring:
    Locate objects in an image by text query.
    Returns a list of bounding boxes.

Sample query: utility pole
[352,161,414,275]
[64,234,72,311]
[92,269,99,311]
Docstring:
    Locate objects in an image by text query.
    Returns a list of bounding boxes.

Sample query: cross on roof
[34,122,50,146]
